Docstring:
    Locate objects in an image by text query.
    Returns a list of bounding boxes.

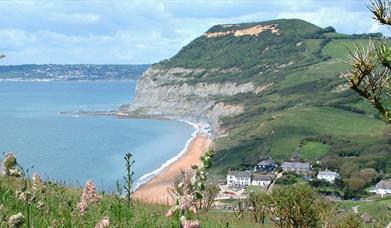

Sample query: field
[300,142,331,161]
[209,33,391,197]
[339,197,391,224]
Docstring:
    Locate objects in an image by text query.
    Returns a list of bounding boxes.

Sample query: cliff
[129,18,391,179]
[129,19,320,133]
[130,66,271,133]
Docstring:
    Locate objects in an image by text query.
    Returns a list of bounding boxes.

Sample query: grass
[300,141,330,161]
[322,39,370,59]
[0,176,263,228]
[339,197,391,224]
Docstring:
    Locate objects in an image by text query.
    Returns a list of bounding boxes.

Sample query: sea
[0,81,195,191]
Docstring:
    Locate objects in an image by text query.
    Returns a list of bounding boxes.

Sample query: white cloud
[49,13,101,24]
[0,0,385,65]
[0,29,36,49]
[368,22,382,33]
[277,7,373,34]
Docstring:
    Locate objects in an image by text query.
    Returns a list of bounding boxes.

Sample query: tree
[248,191,270,224]
[342,0,391,122]
[359,168,378,183]
[201,183,219,213]
[268,184,319,227]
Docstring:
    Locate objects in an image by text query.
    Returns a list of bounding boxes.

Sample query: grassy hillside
[0,176,260,227]
[153,19,390,195]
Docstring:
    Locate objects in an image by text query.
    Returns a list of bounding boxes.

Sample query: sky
[0,0,388,65]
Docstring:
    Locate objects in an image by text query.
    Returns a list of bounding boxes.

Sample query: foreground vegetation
[3,175,391,227]
[0,175,265,227]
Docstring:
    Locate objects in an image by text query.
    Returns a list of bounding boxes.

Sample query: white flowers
[32,173,44,191]
[1,152,23,177]
[8,212,25,228]
[15,190,34,204]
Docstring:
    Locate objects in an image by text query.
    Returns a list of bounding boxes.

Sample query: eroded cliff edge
[128,66,271,136]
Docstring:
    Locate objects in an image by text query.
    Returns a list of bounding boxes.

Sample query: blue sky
[0,0,387,65]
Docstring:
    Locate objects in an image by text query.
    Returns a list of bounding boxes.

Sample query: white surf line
[133,119,200,191]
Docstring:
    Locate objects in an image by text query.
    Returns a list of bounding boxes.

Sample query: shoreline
[59,110,213,200]
[133,120,201,190]
[133,133,211,205]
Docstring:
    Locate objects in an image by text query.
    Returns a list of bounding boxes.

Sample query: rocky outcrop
[129,66,271,136]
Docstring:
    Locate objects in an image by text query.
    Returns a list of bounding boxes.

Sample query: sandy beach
[133,134,211,205]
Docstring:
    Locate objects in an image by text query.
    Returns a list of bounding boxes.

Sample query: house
[254,158,276,172]
[281,161,311,174]
[370,179,391,197]
[317,170,339,183]
[227,170,252,187]
[251,173,274,187]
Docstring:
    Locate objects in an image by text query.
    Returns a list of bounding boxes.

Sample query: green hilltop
[154,18,388,195]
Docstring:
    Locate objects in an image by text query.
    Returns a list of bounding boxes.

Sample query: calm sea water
[0,81,194,191]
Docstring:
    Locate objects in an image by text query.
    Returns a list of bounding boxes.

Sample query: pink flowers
[182,220,200,228]
[95,217,110,228]
[77,180,101,214]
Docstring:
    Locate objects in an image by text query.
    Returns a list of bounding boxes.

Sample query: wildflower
[32,173,44,190]
[166,205,179,217]
[9,169,23,177]
[3,152,16,170]
[37,201,45,209]
[1,153,24,177]
[8,212,25,228]
[180,196,191,210]
[95,217,110,228]
[181,220,200,228]
[16,190,34,204]
[77,180,101,214]
[77,201,88,214]
[49,219,58,228]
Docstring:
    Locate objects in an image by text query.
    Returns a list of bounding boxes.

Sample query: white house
[370,179,391,197]
[251,173,273,187]
[317,170,339,183]
[227,170,252,187]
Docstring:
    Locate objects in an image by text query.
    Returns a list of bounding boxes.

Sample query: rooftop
[282,161,310,169]
[256,158,275,166]
[375,179,391,189]
[252,173,274,181]
[228,170,251,178]
[318,170,339,177]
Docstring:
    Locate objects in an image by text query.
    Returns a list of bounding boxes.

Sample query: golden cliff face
[204,24,280,38]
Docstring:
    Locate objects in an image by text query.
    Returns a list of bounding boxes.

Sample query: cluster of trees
[245,184,362,227]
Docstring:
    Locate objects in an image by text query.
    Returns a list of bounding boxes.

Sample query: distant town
[0,64,149,81]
